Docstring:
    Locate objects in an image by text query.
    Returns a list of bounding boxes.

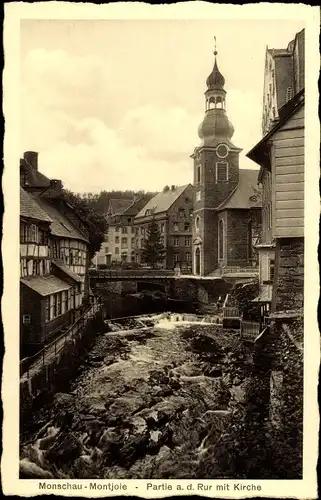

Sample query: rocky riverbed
[20,314,254,479]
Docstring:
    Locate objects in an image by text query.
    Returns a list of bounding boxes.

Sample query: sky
[20,19,305,193]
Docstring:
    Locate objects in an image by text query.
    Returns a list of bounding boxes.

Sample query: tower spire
[214,35,217,57]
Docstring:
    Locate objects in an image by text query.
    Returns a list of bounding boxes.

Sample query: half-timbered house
[20,152,91,355]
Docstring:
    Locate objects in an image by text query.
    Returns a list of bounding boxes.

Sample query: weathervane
[214,36,217,57]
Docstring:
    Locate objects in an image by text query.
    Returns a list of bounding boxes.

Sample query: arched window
[196,164,201,183]
[209,97,215,110]
[195,247,201,275]
[195,216,200,232]
[218,219,224,260]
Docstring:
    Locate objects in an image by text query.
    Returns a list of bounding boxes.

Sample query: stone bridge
[88,268,243,307]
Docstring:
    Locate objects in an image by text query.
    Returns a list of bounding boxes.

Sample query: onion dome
[198,110,234,143]
[206,54,225,90]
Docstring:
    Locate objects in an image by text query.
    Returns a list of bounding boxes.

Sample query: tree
[141,219,166,268]
[62,189,108,259]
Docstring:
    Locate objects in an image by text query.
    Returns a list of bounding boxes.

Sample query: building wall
[193,209,218,275]
[193,148,239,212]
[262,51,278,135]
[226,210,252,266]
[272,237,304,313]
[261,169,273,243]
[134,186,193,269]
[293,30,305,95]
[192,146,240,276]
[20,285,44,345]
[272,104,304,239]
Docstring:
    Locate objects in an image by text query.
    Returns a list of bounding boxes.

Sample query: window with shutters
[216,162,229,182]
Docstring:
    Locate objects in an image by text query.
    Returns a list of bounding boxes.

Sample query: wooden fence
[240,320,261,340]
[223,306,240,319]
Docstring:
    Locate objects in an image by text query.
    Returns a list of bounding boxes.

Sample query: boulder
[20,459,53,479]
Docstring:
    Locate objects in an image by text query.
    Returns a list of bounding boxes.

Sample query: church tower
[192,41,242,276]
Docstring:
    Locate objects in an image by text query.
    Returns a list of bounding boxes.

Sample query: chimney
[48,179,63,198]
[171,185,175,191]
[163,185,170,193]
[24,151,38,171]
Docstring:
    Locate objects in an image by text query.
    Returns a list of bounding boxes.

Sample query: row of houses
[20,151,92,356]
[94,184,194,271]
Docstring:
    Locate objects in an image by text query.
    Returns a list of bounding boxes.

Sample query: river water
[20,313,253,479]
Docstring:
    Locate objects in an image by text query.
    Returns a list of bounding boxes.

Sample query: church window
[195,216,200,231]
[196,164,201,183]
[217,144,229,159]
[218,219,224,260]
[216,162,229,182]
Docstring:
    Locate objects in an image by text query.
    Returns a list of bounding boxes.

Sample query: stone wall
[273,237,304,312]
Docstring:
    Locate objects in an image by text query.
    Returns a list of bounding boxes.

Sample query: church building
[192,45,262,277]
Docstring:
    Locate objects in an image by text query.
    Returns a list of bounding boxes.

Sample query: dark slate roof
[20,275,71,296]
[217,170,262,210]
[122,195,154,217]
[20,187,52,223]
[52,260,83,282]
[136,185,192,218]
[33,196,89,242]
[21,159,51,189]
[107,198,134,216]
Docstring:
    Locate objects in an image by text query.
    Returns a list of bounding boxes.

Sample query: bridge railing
[222,266,259,275]
[89,269,175,279]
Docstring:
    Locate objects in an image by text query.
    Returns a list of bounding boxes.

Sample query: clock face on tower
[216,143,229,159]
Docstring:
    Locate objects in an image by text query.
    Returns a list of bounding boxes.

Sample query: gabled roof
[107,198,134,216]
[247,89,304,170]
[217,170,262,211]
[33,196,89,242]
[122,195,154,217]
[135,184,192,219]
[20,187,52,223]
[21,275,72,296]
[20,158,51,189]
